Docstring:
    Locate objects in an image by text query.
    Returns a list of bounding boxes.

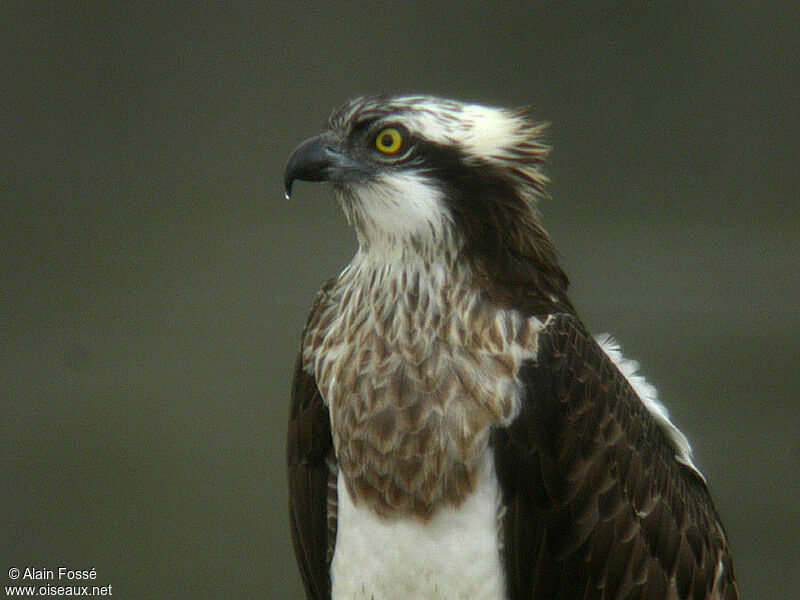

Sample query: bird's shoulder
[494,312,738,600]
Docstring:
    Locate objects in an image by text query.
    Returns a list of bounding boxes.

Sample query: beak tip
[284,132,342,200]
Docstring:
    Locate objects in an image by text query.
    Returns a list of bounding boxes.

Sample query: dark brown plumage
[493,314,738,600]
[287,284,335,600]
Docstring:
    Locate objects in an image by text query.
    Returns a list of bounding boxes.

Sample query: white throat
[336,171,455,260]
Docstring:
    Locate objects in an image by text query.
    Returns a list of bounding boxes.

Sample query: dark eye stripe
[350,117,378,135]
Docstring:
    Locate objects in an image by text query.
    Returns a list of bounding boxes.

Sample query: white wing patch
[595,333,706,482]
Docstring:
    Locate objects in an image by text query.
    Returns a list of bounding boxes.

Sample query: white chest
[330,450,507,600]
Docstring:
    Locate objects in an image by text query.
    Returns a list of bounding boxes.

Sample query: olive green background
[2,4,798,598]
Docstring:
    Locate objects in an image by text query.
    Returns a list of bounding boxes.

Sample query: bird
[283,95,738,600]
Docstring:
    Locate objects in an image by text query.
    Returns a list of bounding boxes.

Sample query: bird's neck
[348,219,462,273]
[343,235,470,308]
[346,228,572,320]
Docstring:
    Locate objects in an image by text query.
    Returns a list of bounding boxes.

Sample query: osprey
[284,96,738,600]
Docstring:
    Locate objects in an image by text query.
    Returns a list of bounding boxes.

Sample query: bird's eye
[374,128,403,155]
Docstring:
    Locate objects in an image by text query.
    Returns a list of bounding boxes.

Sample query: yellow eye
[375,128,403,154]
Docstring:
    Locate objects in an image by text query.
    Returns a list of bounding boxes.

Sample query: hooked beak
[284,132,365,199]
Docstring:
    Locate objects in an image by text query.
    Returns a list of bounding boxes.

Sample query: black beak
[284,132,358,199]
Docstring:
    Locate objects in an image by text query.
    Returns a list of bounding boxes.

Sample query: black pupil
[380,133,394,148]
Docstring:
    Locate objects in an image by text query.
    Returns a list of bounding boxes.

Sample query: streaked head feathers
[328,95,551,202]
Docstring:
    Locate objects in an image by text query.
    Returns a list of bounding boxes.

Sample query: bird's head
[285,95,570,315]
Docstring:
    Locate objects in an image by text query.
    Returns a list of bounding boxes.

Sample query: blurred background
[2,4,798,598]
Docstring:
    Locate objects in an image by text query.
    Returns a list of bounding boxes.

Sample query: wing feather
[287,286,336,600]
[495,313,738,600]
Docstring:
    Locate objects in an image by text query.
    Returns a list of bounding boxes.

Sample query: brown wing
[287,287,336,600]
[494,313,739,600]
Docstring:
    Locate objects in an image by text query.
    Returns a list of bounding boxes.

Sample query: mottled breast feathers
[303,254,545,518]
